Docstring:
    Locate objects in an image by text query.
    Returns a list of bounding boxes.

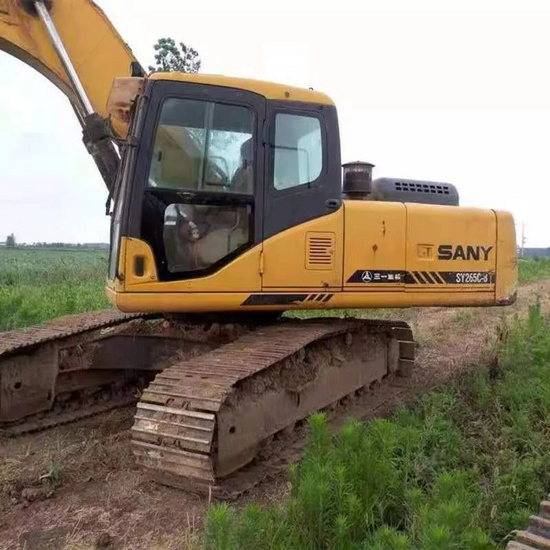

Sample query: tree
[149,37,201,74]
[6,234,16,248]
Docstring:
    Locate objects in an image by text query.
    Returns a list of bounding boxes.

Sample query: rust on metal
[0,310,144,357]
[107,76,144,122]
[1,310,416,500]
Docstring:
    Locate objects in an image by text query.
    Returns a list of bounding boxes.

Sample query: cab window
[273,113,322,190]
[163,203,250,273]
[149,98,254,194]
[145,97,254,276]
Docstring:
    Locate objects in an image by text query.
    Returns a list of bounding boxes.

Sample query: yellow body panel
[343,201,407,290]
[122,237,261,293]
[405,204,496,292]
[0,0,136,136]
[109,202,517,313]
[0,0,516,317]
[149,72,334,106]
[262,210,343,289]
[494,210,518,304]
[109,287,498,314]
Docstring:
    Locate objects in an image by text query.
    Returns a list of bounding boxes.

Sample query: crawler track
[507,498,550,549]
[131,318,414,499]
[0,311,254,437]
[0,310,152,435]
[0,310,146,357]
[1,312,415,499]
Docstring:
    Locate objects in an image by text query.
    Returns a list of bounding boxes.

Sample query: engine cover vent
[394,181,451,195]
[306,233,335,270]
[372,178,459,206]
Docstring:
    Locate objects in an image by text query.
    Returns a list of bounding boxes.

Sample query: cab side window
[273,114,323,190]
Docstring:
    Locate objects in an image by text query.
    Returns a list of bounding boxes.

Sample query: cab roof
[149,72,335,106]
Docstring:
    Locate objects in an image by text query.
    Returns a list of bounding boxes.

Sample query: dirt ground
[1,280,549,550]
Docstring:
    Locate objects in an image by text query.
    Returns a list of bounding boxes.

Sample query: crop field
[518,257,550,284]
[0,247,110,332]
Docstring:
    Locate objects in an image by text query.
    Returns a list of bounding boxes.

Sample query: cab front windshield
[148,98,253,194]
[146,98,254,275]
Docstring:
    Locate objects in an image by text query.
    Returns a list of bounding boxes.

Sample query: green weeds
[0,248,110,331]
[518,257,550,284]
[204,302,550,549]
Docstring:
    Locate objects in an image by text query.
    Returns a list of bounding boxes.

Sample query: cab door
[119,80,267,292]
[261,102,344,290]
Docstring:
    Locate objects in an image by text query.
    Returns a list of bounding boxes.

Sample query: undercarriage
[0,310,414,498]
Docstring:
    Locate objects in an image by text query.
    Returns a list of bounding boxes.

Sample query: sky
[0,0,549,246]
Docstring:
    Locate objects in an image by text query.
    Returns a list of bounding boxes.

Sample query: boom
[0,0,142,188]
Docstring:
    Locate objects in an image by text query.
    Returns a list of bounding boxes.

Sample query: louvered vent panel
[394,181,451,195]
[306,232,335,271]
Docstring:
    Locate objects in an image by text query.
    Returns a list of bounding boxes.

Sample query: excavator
[0,0,517,498]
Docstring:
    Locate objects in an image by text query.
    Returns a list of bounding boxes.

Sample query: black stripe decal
[422,271,436,284]
[322,294,334,302]
[432,271,445,284]
[414,271,427,284]
[242,294,308,306]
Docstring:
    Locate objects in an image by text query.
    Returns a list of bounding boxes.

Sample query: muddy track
[506,498,550,549]
[0,311,254,437]
[2,310,415,500]
[0,310,153,435]
[132,318,413,499]
[0,311,147,357]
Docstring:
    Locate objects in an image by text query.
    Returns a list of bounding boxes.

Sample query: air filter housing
[342,161,374,199]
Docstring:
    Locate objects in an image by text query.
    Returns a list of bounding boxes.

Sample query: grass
[518,257,550,284]
[0,247,110,331]
[1,247,548,333]
[203,301,550,549]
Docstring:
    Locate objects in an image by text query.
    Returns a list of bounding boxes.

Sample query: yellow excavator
[0,0,517,497]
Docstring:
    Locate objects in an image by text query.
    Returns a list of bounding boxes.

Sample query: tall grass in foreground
[518,257,550,284]
[204,302,550,550]
[0,248,110,331]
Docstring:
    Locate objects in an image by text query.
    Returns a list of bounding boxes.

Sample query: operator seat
[231,138,253,194]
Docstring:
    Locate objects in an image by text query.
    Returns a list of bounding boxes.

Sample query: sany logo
[361,271,373,282]
[438,245,493,261]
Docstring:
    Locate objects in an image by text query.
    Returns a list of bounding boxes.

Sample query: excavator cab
[109,75,343,298]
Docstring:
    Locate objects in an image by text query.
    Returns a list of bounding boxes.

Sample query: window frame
[268,108,328,197]
[161,199,255,276]
[124,80,266,282]
[143,95,257,280]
